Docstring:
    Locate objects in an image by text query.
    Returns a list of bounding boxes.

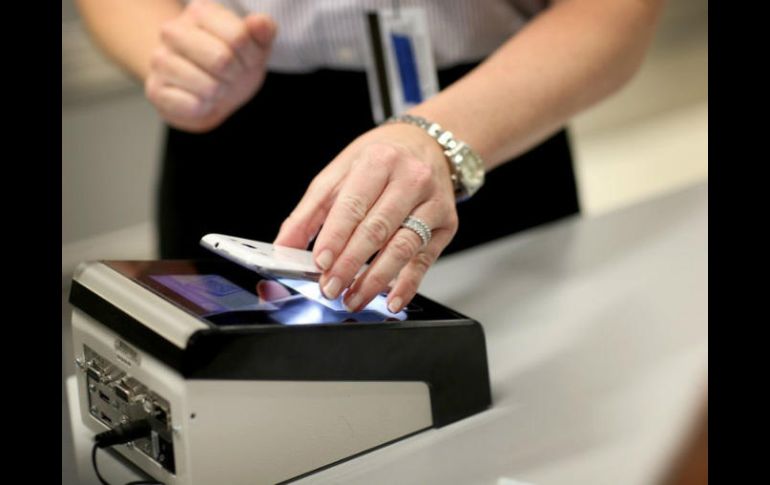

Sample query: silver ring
[401,215,432,248]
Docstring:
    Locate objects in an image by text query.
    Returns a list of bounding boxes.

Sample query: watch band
[383,114,485,201]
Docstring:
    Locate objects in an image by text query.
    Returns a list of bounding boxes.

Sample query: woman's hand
[145,0,276,133]
[274,122,459,313]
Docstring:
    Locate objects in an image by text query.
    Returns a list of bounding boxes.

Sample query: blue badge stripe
[390,33,422,104]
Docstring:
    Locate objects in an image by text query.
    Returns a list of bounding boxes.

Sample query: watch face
[459,148,485,194]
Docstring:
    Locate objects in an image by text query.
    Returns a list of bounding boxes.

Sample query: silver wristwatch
[385,114,485,202]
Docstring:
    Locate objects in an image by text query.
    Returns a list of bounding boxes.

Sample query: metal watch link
[384,114,485,202]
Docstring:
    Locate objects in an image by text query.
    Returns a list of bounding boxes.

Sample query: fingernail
[345,293,363,313]
[316,249,333,271]
[322,276,342,299]
[388,297,403,314]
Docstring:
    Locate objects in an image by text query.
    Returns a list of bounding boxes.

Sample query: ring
[401,215,432,248]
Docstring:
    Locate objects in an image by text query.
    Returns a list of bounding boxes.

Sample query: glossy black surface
[105,259,466,327]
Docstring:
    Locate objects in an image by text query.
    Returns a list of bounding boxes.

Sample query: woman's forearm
[410,0,666,170]
[76,0,183,81]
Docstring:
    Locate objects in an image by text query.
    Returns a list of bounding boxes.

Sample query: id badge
[363,7,439,123]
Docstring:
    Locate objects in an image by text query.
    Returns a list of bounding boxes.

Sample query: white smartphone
[200,233,323,281]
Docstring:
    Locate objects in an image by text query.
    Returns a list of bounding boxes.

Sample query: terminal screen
[150,273,407,325]
[106,260,409,326]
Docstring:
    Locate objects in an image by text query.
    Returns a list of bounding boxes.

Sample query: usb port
[100,413,113,425]
[98,390,111,404]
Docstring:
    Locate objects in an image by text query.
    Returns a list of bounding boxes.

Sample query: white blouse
[203,0,549,72]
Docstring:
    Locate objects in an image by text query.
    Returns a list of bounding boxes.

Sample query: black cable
[91,443,165,485]
[91,442,111,485]
[90,419,165,485]
[95,420,152,448]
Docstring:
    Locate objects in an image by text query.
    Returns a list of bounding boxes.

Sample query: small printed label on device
[115,339,140,367]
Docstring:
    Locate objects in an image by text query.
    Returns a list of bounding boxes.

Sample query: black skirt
[158,62,580,259]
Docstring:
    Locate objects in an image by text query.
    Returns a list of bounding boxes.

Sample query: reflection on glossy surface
[107,260,411,325]
[277,277,407,320]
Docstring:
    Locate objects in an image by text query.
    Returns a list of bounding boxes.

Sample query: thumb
[245,14,277,47]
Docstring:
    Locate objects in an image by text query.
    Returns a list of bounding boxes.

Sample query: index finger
[188,0,265,69]
[273,181,333,249]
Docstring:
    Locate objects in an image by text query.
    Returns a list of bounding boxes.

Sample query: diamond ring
[401,216,432,249]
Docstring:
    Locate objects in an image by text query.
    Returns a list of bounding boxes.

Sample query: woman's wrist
[386,113,487,201]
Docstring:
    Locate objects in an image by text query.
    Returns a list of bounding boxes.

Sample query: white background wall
[571,0,708,215]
